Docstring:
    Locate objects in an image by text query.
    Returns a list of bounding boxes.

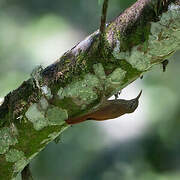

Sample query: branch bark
[0,0,180,179]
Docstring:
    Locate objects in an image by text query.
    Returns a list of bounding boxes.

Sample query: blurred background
[0,0,180,179]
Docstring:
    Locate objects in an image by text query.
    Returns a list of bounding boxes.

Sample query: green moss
[56,62,129,117]
[16,120,67,157]
[28,152,39,162]
[0,127,18,154]
[8,120,69,177]
[0,156,13,180]
[122,23,151,51]
[4,148,27,175]
[41,131,64,145]
[56,64,107,116]
[118,59,141,76]
[53,97,83,117]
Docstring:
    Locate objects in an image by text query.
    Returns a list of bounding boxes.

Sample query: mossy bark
[0,0,180,179]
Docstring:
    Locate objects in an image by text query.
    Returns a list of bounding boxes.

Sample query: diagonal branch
[0,0,180,179]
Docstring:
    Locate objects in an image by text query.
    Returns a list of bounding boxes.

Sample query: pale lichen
[46,106,68,126]
[38,97,49,111]
[93,63,126,93]
[57,74,102,106]
[113,42,152,71]
[104,67,126,94]
[148,3,180,60]
[106,68,126,85]
[93,63,106,80]
[5,149,25,163]
[57,87,64,99]
[57,63,127,107]
[25,103,48,130]
[5,148,27,174]
[112,2,180,71]
[0,127,18,154]
[25,101,68,130]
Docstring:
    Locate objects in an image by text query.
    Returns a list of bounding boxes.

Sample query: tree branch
[0,0,180,179]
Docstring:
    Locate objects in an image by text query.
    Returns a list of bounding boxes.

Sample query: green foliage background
[0,0,180,179]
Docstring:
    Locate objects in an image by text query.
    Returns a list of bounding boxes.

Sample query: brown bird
[66,90,142,124]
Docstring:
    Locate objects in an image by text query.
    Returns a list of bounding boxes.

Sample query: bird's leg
[161,59,169,72]
[114,91,121,100]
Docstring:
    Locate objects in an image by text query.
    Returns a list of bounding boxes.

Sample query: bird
[66,90,142,124]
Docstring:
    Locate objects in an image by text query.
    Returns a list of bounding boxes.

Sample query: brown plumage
[66,90,142,124]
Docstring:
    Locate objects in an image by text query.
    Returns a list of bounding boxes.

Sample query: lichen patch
[105,67,127,93]
[39,97,49,111]
[57,73,102,106]
[25,101,68,130]
[112,2,180,71]
[5,149,25,163]
[25,103,48,131]
[0,127,18,154]
[149,3,180,60]
[46,106,68,126]
[93,63,106,80]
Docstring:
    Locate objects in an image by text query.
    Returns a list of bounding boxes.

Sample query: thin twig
[99,0,109,41]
